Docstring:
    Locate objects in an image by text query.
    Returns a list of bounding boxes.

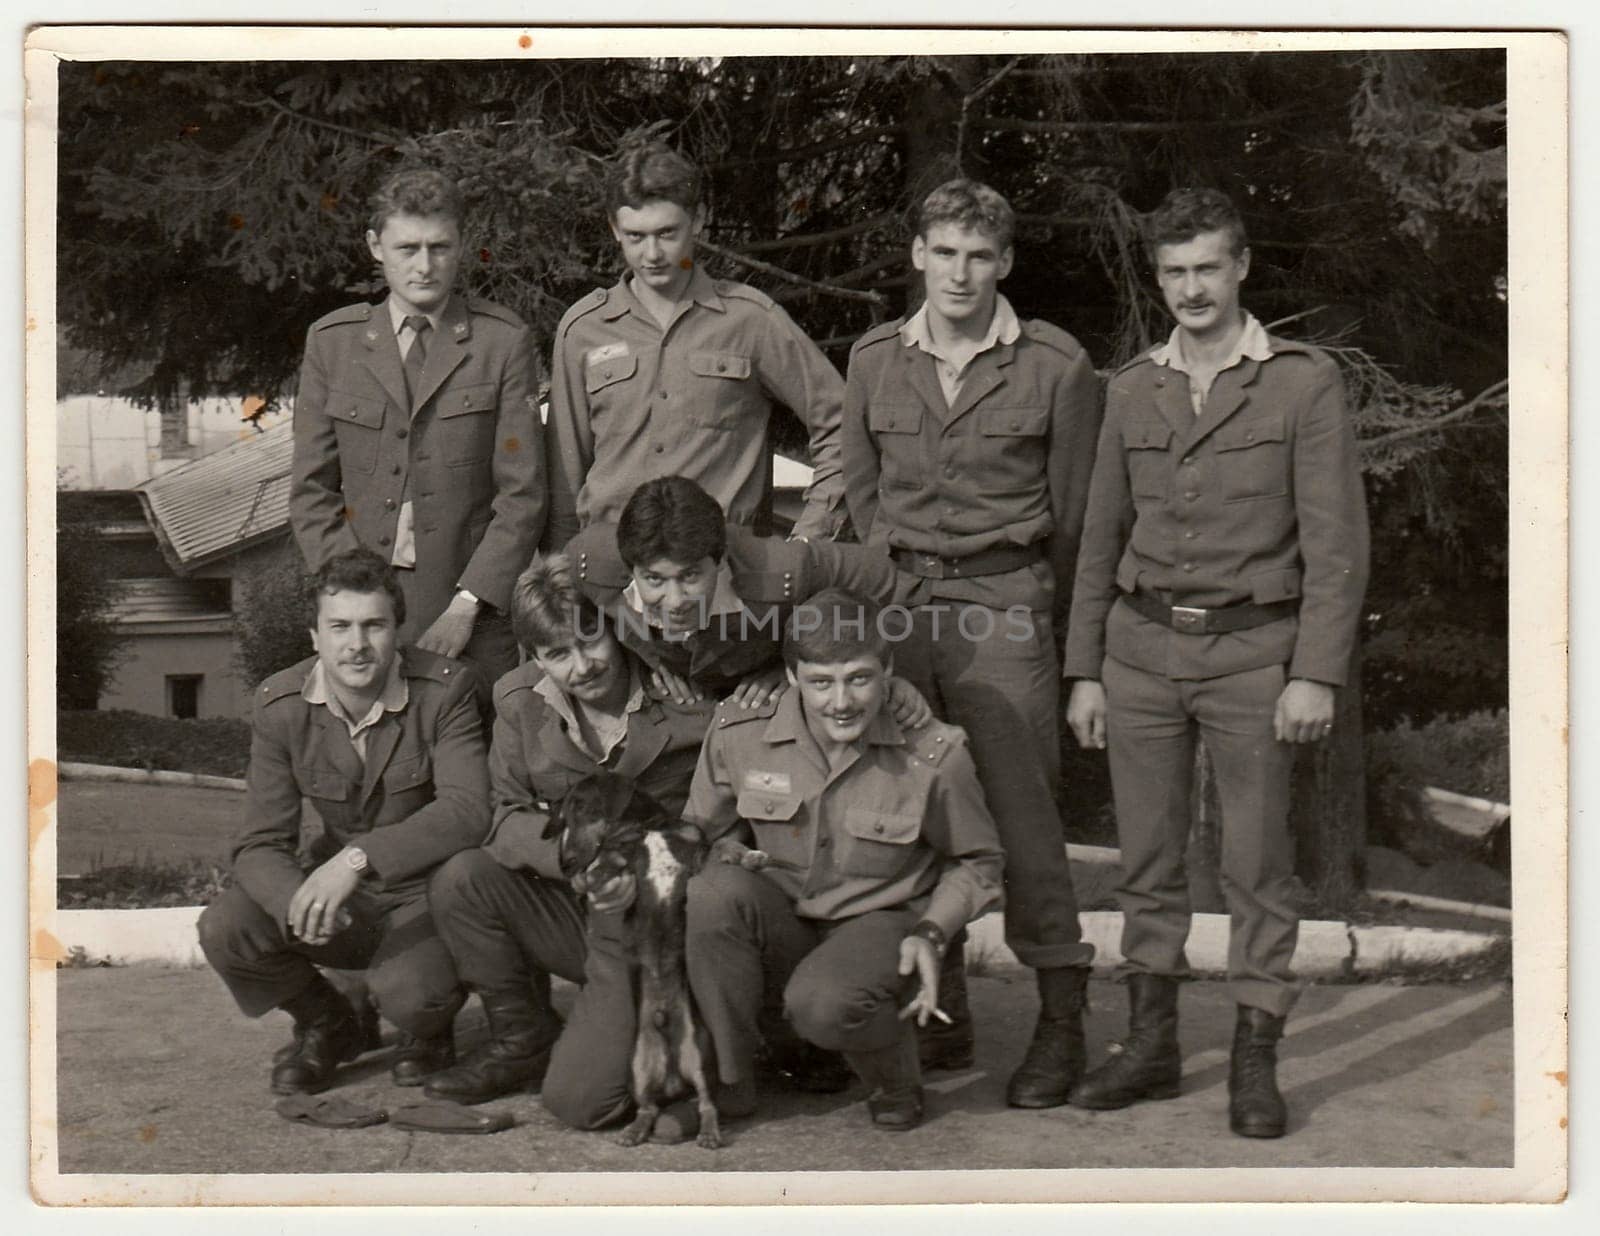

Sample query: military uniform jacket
[233,648,490,927]
[479,657,719,880]
[841,315,1102,618]
[290,294,546,633]
[544,269,847,548]
[683,693,1005,942]
[1062,334,1369,685]
[565,522,899,694]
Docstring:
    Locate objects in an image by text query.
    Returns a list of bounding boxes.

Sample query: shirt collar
[1150,311,1273,374]
[620,559,744,629]
[618,264,724,317]
[386,296,448,335]
[302,653,408,730]
[899,294,1022,359]
[534,660,647,733]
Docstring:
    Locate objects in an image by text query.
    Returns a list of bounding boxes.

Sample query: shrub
[234,542,313,688]
[58,858,232,909]
[1365,708,1510,870]
[56,516,129,709]
[57,709,252,778]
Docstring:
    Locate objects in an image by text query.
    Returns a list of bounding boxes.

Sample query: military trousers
[892,596,1093,970]
[1102,655,1300,1016]
[425,848,637,1130]
[393,565,520,687]
[197,883,462,1037]
[686,862,920,1088]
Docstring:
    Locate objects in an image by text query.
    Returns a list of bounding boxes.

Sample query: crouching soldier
[680,588,1004,1134]
[198,549,490,1095]
[422,553,719,1127]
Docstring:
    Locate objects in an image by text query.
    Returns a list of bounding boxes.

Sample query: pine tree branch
[697,238,890,308]
[1359,380,1509,451]
[707,125,903,170]
[733,212,900,255]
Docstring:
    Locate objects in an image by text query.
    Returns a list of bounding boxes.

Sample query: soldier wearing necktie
[290,167,545,686]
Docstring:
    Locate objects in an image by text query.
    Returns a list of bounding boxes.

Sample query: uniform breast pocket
[379,753,434,816]
[299,765,353,829]
[585,351,638,397]
[436,383,499,467]
[1121,418,1173,501]
[839,807,921,879]
[867,404,924,489]
[1214,413,1290,502]
[687,350,754,429]
[735,788,807,867]
[329,392,387,475]
[976,405,1050,490]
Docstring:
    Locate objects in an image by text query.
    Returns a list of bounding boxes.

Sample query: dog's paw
[697,1128,724,1149]
[739,849,770,871]
[615,1125,649,1147]
[709,837,766,869]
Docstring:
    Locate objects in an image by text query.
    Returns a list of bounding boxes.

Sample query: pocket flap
[436,383,498,420]
[1250,567,1302,604]
[842,807,920,845]
[868,403,923,435]
[303,767,351,801]
[977,405,1048,437]
[382,754,432,792]
[331,393,386,430]
[1122,418,1172,450]
[736,788,802,822]
[1215,412,1286,451]
[585,352,638,393]
[690,350,752,380]
[1115,556,1143,594]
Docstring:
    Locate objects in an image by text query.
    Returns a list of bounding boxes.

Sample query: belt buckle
[917,552,946,580]
[1170,605,1208,633]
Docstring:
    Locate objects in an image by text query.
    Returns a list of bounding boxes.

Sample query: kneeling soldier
[681,588,1004,1134]
[198,549,489,1095]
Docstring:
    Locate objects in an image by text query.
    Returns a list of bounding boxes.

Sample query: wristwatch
[908,919,948,956]
[343,846,370,876]
[455,587,482,609]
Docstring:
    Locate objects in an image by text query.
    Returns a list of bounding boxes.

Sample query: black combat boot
[918,933,976,1072]
[270,976,368,1095]
[1228,1005,1288,1138]
[390,1027,457,1086]
[1067,973,1182,1110]
[421,989,563,1105]
[1005,965,1089,1108]
[847,1028,925,1132]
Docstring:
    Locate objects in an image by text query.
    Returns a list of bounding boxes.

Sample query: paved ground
[50,964,1513,1184]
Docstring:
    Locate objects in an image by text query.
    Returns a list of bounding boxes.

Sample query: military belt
[891,544,1042,581]
[1120,590,1298,635]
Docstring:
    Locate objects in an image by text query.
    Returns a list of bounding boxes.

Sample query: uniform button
[874,823,884,834]
[442,666,452,675]
[944,465,956,478]
[717,362,727,373]
[384,498,396,509]
[347,409,359,419]
[1182,562,1195,573]
[659,389,668,399]
[1010,419,1021,431]
[654,444,665,453]
[1185,491,1198,501]
[818,837,830,848]
[1183,455,1195,465]
[379,536,391,546]
[1184,530,1196,540]
[935,735,944,742]
[391,464,401,475]
[764,800,776,813]
[1245,432,1256,442]
[396,428,409,439]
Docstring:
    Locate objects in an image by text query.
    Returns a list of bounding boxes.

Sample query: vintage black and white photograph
[23,23,1567,1208]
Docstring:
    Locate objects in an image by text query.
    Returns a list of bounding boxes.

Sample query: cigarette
[931,1007,953,1025]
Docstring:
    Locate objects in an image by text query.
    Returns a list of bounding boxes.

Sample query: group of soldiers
[197,141,1369,1143]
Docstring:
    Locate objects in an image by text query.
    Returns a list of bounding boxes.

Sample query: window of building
[167,674,202,720]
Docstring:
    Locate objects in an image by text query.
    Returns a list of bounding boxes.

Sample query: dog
[544,772,763,1149]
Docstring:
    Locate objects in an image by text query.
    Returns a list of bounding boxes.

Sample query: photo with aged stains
[24,25,1566,1207]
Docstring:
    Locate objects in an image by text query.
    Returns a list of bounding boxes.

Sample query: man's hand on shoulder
[886,676,932,730]
[415,592,480,659]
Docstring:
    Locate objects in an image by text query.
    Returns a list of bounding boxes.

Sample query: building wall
[99,626,248,719]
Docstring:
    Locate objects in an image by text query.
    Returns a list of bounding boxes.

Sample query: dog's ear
[541,813,564,840]
[625,786,673,832]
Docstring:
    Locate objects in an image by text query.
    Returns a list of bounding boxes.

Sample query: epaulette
[713,280,775,311]
[713,694,780,729]
[310,302,374,331]
[851,319,904,354]
[493,660,544,702]
[727,529,802,606]
[1265,333,1323,361]
[903,717,968,768]
[566,524,631,591]
[1022,318,1085,361]
[556,288,611,334]
[467,297,529,329]
[402,646,469,686]
[1112,347,1159,377]
[256,657,315,705]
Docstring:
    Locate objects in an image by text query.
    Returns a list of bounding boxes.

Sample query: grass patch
[58,857,232,909]
[58,709,251,779]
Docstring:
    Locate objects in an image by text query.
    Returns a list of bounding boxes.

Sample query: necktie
[403,315,431,411]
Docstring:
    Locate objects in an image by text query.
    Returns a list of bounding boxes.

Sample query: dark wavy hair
[1142,187,1248,260]
[367,166,466,237]
[604,141,702,217]
[782,588,892,671]
[915,178,1015,251]
[617,476,727,570]
[303,548,406,629]
[510,551,603,652]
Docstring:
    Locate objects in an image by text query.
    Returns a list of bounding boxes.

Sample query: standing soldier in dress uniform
[290,166,545,687]
[1062,188,1369,1138]
[544,141,847,549]
[841,179,1102,1107]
